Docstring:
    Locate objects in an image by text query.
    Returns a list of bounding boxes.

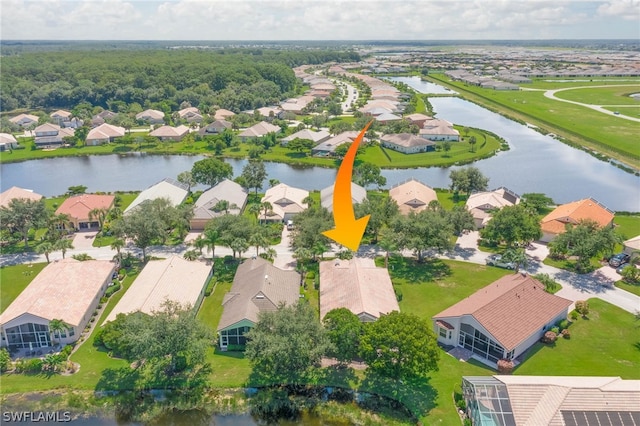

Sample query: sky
[1,0,638,41]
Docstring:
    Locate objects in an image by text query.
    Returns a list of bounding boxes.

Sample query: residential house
[389,178,437,215]
[466,187,521,229]
[217,257,300,349]
[103,256,212,324]
[375,112,402,124]
[461,375,640,426]
[238,121,280,141]
[149,125,190,141]
[124,178,188,215]
[312,131,366,156]
[0,186,43,209]
[260,183,309,222]
[320,182,367,213]
[419,118,460,141]
[433,273,572,367]
[9,113,38,128]
[0,133,18,151]
[319,257,399,321]
[85,123,125,146]
[281,129,330,146]
[280,95,315,114]
[198,120,233,136]
[177,107,203,123]
[254,106,283,119]
[540,198,615,243]
[213,108,235,121]
[55,194,115,230]
[404,113,432,128]
[190,179,248,230]
[623,235,640,255]
[381,133,436,154]
[135,109,165,125]
[90,110,117,127]
[0,259,116,350]
[33,123,74,146]
[49,110,72,126]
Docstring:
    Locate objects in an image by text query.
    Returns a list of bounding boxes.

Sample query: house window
[68,328,75,337]
[439,327,447,338]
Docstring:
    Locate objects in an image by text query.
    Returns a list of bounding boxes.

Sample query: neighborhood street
[2,229,638,315]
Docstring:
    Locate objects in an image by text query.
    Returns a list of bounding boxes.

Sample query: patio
[10,344,61,360]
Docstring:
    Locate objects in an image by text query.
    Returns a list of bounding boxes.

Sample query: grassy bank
[426,74,640,170]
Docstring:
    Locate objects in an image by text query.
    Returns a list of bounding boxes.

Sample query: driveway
[72,231,98,250]
[272,226,296,270]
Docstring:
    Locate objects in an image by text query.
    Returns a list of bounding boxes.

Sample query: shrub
[570,310,579,321]
[204,279,216,297]
[0,348,10,372]
[17,358,43,373]
[558,319,570,331]
[394,288,403,302]
[621,265,640,284]
[60,345,73,358]
[541,331,557,344]
[550,326,560,335]
[456,398,466,411]
[497,359,515,374]
[105,283,121,298]
[306,271,315,280]
[575,300,589,317]
[561,329,571,339]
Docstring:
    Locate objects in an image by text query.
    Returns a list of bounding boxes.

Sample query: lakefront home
[389,178,438,215]
[149,125,189,142]
[124,178,188,215]
[238,121,280,141]
[381,133,436,154]
[419,118,460,141]
[260,183,309,222]
[190,179,248,230]
[320,182,367,213]
[540,198,614,243]
[135,109,165,124]
[0,186,43,209]
[55,194,115,230]
[466,187,521,229]
[85,123,125,146]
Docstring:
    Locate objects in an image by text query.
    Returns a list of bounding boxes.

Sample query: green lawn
[515,298,640,378]
[427,74,640,169]
[615,280,640,297]
[552,85,640,106]
[614,215,640,240]
[0,263,48,312]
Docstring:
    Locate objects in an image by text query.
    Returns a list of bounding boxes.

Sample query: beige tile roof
[466,187,520,211]
[136,109,165,121]
[389,178,437,215]
[149,125,189,138]
[104,256,211,323]
[541,198,614,236]
[0,186,43,209]
[381,133,435,149]
[217,258,300,331]
[177,107,200,118]
[434,274,572,351]
[494,376,640,426]
[193,179,248,220]
[404,113,433,122]
[624,235,640,251]
[319,258,399,320]
[312,131,365,153]
[238,121,280,138]
[282,129,330,143]
[320,182,367,212]
[50,109,72,118]
[86,123,125,141]
[214,109,235,120]
[420,118,460,136]
[0,133,18,144]
[0,259,115,327]
[34,123,61,133]
[124,178,188,214]
[261,183,309,220]
[55,194,115,221]
[9,113,38,124]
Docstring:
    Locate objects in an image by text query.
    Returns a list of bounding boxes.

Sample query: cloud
[597,0,640,20]
[0,0,637,40]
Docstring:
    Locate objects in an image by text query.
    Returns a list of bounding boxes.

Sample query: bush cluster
[541,331,557,344]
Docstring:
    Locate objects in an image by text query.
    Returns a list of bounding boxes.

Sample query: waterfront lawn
[550,85,640,106]
[525,77,640,90]
[515,298,640,379]
[0,263,48,312]
[427,74,640,168]
[614,215,640,241]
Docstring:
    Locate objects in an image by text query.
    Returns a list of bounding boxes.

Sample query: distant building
[85,123,125,146]
[381,133,436,154]
[419,118,460,141]
[136,109,165,124]
[0,186,43,209]
[9,113,38,128]
[281,129,330,146]
[238,121,280,141]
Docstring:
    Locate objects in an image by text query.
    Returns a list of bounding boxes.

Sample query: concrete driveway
[72,231,98,250]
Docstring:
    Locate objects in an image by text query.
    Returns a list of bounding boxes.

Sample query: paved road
[543,85,640,123]
[331,78,358,114]
[3,229,638,314]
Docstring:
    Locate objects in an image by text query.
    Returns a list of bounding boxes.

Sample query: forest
[1,48,360,112]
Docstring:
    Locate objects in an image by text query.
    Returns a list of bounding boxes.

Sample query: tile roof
[239,121,280,138]
[282,129,330,143]
[149,125,189,138]
[177,107,200,118]
[434,274,572,351]
[466,187,520,211]
[217,257,300,331]
[261,183,309,220]
[86,123,125,141]
[319,258,399,320]
[541,198,615,236]
[9,113,38,124]
[320,182,367,212]
[0,186,43,209]
[312,131,364,153]
[0,259,116,327]
[0,133,18,144]
[382,133,435,149]
[193,179,248,220]
[213,109,235,120]
[136,109,165,120]
[55,194,115,221]
[420,118,460,136]
[389,178,438,215]
[624,235,640,251]
[50,109,72,118]
[124,178,188,214]
[104,256,211,323]
[34,123,62,133]
[404,113,433,122]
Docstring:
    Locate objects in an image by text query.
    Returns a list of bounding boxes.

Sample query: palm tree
[48,319,69,345]
[247,203,261,224]
[230,238,249,259]
[192,235,206,255]
[468,135,477,153]
[88,208,109,230]
[36,241,54,263]
[48,213,74,237]
[302,196,314,209]
[261,247,277,262]
[378,229,398,269]
[202,228,220,260]
[183,249,199,261]
[54,238,74,259]
[213,200,238,215]
[502,248,528,273]
[260,201,273,223]
[110,238,125,255]
[249,231,270,257]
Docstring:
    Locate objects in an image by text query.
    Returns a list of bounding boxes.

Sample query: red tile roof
[541,198,614,236]
[55,194,114,221]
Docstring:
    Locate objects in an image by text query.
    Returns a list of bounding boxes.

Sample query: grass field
[0,263,48,312]
[427,74,640,169]
[553,85,640,106]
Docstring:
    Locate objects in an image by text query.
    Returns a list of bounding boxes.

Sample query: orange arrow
[322,121,372,251]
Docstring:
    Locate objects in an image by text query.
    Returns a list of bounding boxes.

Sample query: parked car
[616,263,638,275]
[609,253,631,267]
[485,254,515,270]
[286,220,294,231]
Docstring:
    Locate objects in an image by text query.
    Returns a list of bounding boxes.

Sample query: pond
[386,75,457,95]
